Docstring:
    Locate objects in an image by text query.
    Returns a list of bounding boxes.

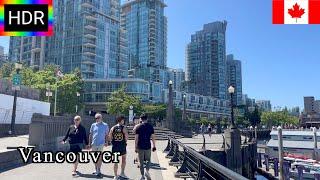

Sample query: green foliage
[106,87,143,116]
[261,111,299,128]
[143,104,167,120]
[0,62,13,79]
[1,64,84,114]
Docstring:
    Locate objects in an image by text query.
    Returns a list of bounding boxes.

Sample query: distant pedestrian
[133,118,143,167]
[109,115,129,180]
[61,115,89,176]
[135,114,156,180]
[89,113,109,177]
[208,124,212,137]
[200,123,205,137]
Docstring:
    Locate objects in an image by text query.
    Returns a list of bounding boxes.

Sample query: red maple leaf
[288,3,305,23]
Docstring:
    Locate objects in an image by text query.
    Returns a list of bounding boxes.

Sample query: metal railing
[164,136,248,180]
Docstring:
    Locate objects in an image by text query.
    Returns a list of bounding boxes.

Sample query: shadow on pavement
[149,162,167,170]
[76,172,114,179]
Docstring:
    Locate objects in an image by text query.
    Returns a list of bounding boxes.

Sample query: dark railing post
[196,162,203,180]
[257,153,262,168]
[264,154,269,171]
[169,144,180,164]
[283,161,290,180]
[164,137,171,152]
[274,158,279,177]
[166,139,175,158]
[177,148,188,174]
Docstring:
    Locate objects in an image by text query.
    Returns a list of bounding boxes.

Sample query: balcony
[81,0,94,8]
[84,30,96,39]
[82,58,96,65]
[85,14,98,21]
[31,47,41,52]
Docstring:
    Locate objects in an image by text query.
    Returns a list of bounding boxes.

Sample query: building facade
[9,0,128,79]
[186,21,227,100]
[121,0,167,102]
[83,78,149,111]
[166,68,185,91]
[162,89,230,119]
[226,54,242,105]
[256,100,272,112]
[304,96,317,114]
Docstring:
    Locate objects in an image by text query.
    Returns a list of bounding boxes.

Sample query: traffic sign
[12,74,21,86]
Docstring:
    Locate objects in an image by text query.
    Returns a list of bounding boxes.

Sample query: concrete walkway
[0,134,227,180]
[0,139,179,180]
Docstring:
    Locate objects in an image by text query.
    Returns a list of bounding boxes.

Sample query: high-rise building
[304,96,317,114]
[166,68,185,91]
[9,36,47,69]
[9,0,128,79]
[121,0,167,102]
[186,21,227,100]
[226,54,242,105]
[256,100,272,112]
[0,46,4,57]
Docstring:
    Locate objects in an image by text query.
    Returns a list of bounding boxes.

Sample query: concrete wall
[0,124,29,137]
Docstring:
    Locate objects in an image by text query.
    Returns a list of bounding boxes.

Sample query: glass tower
[9,0,128,79]
[226,54,242,105]
[121,0,167,102]
[186,21,227,100]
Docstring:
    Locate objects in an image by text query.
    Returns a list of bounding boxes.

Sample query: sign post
[129,105,134,124]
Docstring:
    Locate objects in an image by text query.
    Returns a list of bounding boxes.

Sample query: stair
[126,126,184,140]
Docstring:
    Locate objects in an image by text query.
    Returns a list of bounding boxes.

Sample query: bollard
[255,126,258,141]
[314,127,318,160]
[278,126,284,180]
[258,153,262,168]
[274,158,279,177]
[264,154,269,171]
[297,165,304,180]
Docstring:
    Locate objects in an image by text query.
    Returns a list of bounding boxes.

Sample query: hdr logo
[0,0,53,36]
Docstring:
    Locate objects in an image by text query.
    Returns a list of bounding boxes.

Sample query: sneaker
[96,173,103,178]
[72,171,77,176]
[140,176,145,180]
[144,171,151,180]
[92,171,97,175]
[113,176,118,180]
[120,173,128,179]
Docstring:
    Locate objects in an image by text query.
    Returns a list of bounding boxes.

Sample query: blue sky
[1,0,319,109]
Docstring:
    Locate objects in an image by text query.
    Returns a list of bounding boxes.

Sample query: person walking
[135,114,156,180]
[61,115,89,176]
[109,116,129,180]
[89,113,109,177]
[200,123,205,137]
[133,118,143,167]
[208,123,212,138]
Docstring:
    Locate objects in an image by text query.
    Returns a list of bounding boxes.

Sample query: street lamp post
[167,80,174,130]
[10,62,23,135]
[182,94,187,121]
[228,86,236,129]
[76,92,80,113]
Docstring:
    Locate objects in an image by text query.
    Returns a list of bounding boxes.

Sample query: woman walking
[61,115,89,176]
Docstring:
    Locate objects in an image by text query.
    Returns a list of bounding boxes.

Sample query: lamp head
[169,80,173,85]
[228,86,235,94]
[15,62,22,70]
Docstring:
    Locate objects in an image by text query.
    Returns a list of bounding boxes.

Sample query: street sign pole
[10,65,22,135]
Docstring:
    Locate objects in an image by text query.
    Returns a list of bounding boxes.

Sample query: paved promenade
[0,134,226,180]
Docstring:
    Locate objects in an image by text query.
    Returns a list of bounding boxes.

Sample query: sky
[1,0,320,109]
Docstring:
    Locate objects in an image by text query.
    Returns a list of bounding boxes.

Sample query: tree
[1,64,84,114]
[261,111,299,129]
[142,104,167,120]
[106,87,143,116]
[0,62,13,79]
[249,107,261,126]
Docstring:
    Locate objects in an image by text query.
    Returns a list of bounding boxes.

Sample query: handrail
[166,136,248,180]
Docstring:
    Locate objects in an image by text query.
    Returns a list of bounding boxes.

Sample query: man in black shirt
[135,114,156,180]
[109,116,128,179]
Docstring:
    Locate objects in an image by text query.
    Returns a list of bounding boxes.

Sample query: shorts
[112,145,127,156]
[91,145,104,152]
[70,144,83,153]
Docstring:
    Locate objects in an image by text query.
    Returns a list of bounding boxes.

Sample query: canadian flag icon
[273,0,320,24]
